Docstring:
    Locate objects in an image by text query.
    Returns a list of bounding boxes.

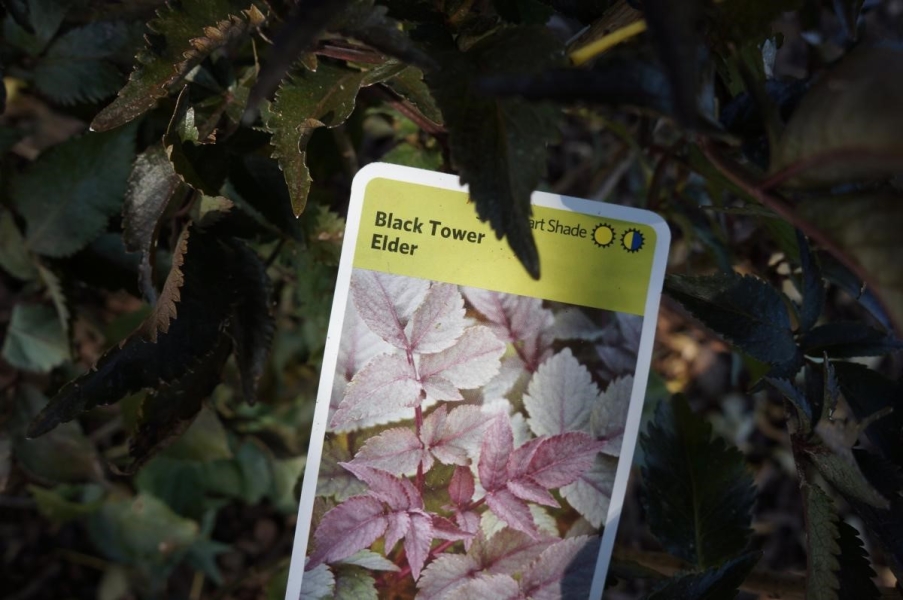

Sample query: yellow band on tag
[353,177,656,316]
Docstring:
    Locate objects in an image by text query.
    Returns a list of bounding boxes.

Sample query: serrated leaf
[227,241,274,404]
[123,145,181,303]
[351,270,430,350]
[591,376,633,456]
[384,66,444,126]
[309,496,388,566]
[837,520,880,600]
[796,194,903,332]
[419,326,506,391]
[560,453,618,529]
[91,1,265,131]
[772,46,903,187]
[27,227,234,438]
[766,377,815,432]
[422,404,487,466]
[163,86,228,196]
[339,4,437,71]
[802,482,841,600]
[519,535,600,599]
[523,348,598,437]
[665,272,801,372]
[12,124,137,257]
[421,26,563,278]
[640,396,756,568]
[333,566,378,600]
[299,562,335,600]
[446,574,520,599]
[269,62,366,216]
[845,449,903,579]
[27,0,70,47]
[339,550,400,572]
[317,439,367,501]
[645,551,761,600]
[351,426,426,476]
[1,303,69,372]
[407,283,467,354]
[796,231,825,332]
[329,353,421,430]
[36,261,73,342]
[800,322,903,358]
[33,21,133,105]
[125,333,232,473]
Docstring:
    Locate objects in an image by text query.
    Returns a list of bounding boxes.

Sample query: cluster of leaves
[304,271,637,597]
[1,0,903,598]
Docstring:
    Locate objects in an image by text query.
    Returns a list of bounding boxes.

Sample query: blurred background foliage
[1,0,903,599]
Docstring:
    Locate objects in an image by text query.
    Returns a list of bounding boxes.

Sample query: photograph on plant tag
[286,163,670,600]
[299,268,642,598]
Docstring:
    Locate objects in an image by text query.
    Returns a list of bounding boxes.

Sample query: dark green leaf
[91,1,265,131]
[845,449,903,580]
[422,25,563,278]
[665,272,802,373]
[384,66,443,126]
[641,396,756,568]
[27,227,234,438]
[29,484,105,523]
[87,493,200,572]
[28,0,70,47]
[797,193,903,341]
[796,231,824,333]
[772,46,903,187]
[0,208,37,280]
[1,303,69,372]
[833,362,903,467]
[802,482,841,600]
[837,520,880,600]
[800,322,903,358]
[645,551,761,600]
[227,241,274,405]
[125,333,232,473]
[268,62,365,216]
[642,0,702,128]
[13,386,101,483]
[33,21,132,105]
[123,145,183,303]
[225,154,304,241]
[492,0,554,24]
[243,0,356,121]
[818,252,892,331]
[11,125,137,257]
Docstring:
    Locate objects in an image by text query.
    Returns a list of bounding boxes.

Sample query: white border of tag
[285,162,671,600]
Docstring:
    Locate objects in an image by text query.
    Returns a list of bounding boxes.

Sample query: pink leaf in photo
[420,374,463,402]
[309,496,387,566]
[524,432,606,489]
[485,487,538,538]
[523,349,599,437]
[507,477,559,508]
[431,513,474,541]
[462,288,552,344]
[446,574,522,600]
[455,511,481,548]
[385,510,411,551]
[350,427,430,476]
[404,510,434,580]
[519,535,600,600]
[448,465,475,506]
[417,554,480,600]
[479,415,514,492]
[407,283,467,354]
[425,405,489,466]
[420,326,505,391]
[329,353,421,430]
[340,463,421,510]
[561,454,619,528]
[472,528,555,575]
[351,270,429,350]
[591,375,633,456]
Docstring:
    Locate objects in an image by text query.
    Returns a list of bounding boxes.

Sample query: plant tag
[286,163,670,600]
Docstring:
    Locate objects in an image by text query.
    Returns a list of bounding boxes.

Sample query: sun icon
[621,228,645,253]
[592,223,615,248]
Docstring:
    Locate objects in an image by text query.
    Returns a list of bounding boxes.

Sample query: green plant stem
[699,139,899,334]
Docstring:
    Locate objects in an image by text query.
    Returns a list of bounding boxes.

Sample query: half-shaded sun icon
[621,228,644,252]
[592,223,615,248]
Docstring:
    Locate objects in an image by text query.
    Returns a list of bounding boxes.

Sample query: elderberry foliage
[2,0,903,598]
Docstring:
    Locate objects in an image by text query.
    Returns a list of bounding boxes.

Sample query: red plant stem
[415,403,425,493]
[314,44,385,64]
[699,139,899,334]
[755,147,902,192]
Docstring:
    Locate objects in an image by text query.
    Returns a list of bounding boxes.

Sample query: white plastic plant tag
[285,163,670,600]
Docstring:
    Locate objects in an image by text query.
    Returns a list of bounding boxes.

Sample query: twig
[364,86,445,135]
[698,139,899,334]
[756,148,902,192]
